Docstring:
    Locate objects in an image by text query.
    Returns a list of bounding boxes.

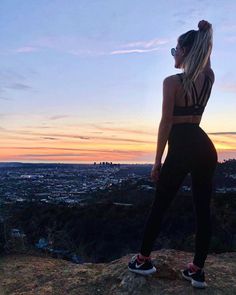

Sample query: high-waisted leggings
[140,123,218,268]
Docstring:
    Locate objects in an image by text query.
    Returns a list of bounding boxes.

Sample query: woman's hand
[151,162,162,183]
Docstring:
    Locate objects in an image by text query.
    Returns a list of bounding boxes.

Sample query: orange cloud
[0,125,235,163]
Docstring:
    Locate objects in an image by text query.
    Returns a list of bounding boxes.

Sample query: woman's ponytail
[178,20,213,100]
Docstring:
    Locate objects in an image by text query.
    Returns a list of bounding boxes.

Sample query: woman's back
[172,69,215,125]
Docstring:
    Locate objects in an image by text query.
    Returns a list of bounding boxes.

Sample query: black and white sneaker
[181,264,207,288]
[128,254,157,275]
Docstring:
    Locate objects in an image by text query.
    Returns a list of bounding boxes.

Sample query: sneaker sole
[181,270,192,282]
[181,270,207,288]
[191,279,207,289]
[128,266,157,275]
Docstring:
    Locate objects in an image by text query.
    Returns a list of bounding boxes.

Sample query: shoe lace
[131,254,138,263]
[131,254,150,264]
[187,262,203,273]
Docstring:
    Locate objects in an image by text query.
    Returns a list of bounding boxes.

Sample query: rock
[0,249,236,294]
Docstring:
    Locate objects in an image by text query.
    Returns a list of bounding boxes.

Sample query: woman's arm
[154,119,173,163]
[154,76,176,164]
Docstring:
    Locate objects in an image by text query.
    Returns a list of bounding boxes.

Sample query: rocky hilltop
[0,249,236,295]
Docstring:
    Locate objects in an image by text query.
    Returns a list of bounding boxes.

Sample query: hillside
[2,192,236,265]
[0,249,236,294]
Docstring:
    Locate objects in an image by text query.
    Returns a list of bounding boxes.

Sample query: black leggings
[140,123,218,268]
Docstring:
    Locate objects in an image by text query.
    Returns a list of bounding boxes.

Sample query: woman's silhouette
[128,20,218,289]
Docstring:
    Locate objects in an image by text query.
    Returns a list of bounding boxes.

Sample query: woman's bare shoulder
[164,74,182,84]
[163,75,182,96]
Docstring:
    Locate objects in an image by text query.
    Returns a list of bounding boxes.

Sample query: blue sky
[0,0,235,163]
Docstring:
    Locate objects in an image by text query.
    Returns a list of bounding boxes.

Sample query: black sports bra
[173,73,213,116]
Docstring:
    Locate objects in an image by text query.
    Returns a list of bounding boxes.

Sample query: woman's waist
[169,123,202,135]
[168,123,208,144]
[171,122,201,128]
[172,115,202,125]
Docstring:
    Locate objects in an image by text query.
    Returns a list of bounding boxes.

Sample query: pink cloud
[110,47,161,55]
[14,46,39,53]
[119,38,168,49]
[217,82,236,92]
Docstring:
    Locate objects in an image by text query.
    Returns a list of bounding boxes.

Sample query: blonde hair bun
[198,20,212,32]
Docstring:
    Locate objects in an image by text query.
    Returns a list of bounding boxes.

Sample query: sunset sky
[0,0,235,164]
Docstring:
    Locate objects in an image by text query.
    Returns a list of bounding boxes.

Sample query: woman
[128,20,218,289]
